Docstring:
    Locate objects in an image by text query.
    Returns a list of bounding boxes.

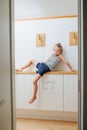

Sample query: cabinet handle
[0,100,5,107]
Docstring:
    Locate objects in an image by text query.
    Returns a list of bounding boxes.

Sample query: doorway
[0,0,85,130]
[15,1,78,130]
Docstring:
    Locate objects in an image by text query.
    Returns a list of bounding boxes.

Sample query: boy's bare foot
[15,68,23,72]
[28,97,37,104]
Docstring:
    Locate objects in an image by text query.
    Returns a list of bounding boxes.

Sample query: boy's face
[53,46,61,56]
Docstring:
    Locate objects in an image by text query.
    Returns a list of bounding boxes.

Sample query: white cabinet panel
[39,74,63,111]
[15,75,39,109]
[16,74,78,113]
[64,75,78,112]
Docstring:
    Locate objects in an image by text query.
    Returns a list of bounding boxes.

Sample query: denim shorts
[36,62,50,76]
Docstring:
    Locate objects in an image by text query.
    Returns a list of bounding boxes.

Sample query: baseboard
[16,109,78,121]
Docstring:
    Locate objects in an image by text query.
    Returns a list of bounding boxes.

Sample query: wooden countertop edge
[15,71,78,74]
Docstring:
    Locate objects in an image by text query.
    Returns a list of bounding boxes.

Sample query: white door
[39,74,63,111]
[0,0,15,130]
[16,74,39,109]
[64,74,78,112]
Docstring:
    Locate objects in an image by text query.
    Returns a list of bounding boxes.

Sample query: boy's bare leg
[15,59,37,71]
[29,74,41,104]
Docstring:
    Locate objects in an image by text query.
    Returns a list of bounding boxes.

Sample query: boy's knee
[29,59,34,62]
[33,80,37,85]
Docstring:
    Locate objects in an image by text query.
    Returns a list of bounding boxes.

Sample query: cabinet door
[15,75,39,109]
[39,74,63,111]
[64,75,78,112]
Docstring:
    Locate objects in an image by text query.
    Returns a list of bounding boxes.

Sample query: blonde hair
[53,43,63,54]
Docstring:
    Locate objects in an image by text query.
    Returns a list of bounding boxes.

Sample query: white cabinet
[64,75,78,112]
[15,74,78,112]
[15,75,39,109]
[39,74,63,111]
[15,74,63,111]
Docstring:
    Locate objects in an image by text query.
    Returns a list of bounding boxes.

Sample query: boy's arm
[59,54,76,72]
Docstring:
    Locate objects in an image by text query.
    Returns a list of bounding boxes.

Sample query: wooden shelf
[15,71,78,75]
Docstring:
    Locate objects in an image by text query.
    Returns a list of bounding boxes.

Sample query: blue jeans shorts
[36,62,50,76]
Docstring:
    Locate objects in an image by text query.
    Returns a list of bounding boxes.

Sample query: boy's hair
[54,43,63,54]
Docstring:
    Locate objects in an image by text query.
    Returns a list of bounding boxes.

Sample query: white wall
[14,0,78,19]
[15,17,78,71]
